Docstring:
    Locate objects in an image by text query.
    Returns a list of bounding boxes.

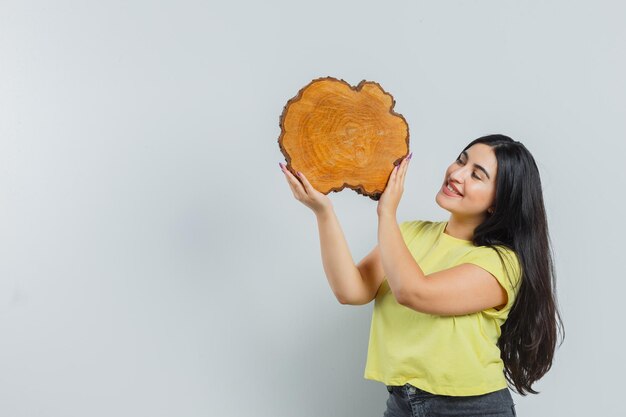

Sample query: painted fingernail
[297,171,302,176]
[408,152,413,160]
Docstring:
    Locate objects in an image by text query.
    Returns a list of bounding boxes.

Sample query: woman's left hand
[377,152,412,218]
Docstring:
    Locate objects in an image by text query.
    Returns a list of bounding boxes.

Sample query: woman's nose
[449,168,465,182]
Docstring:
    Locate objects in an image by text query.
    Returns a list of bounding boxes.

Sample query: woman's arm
[376,155,427,303]
[375,155,506,315]
[377,213,428,304]
[316,208,379,304]
[280,163,377,304]
[377,215,507,315]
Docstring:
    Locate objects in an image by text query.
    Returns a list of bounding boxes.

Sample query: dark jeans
[383,383,517,417]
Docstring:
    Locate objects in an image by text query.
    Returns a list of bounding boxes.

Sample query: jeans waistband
[386,383,434,397]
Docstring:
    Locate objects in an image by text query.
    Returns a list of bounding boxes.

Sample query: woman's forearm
[377,213,426,303]
[315,208,368,304]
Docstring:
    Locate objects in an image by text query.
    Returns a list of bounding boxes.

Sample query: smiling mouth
[442,182,463,197]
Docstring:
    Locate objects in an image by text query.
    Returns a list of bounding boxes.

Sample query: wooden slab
[278,77,410,200]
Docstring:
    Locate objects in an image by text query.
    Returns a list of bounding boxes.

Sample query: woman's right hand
[279,162,333,215]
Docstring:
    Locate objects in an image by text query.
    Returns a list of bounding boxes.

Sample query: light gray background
[1,1,624,416]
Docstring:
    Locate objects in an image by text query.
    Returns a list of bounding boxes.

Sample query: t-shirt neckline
[440,221,473,244]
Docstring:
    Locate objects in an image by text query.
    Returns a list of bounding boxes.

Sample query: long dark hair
[464,134,564,395]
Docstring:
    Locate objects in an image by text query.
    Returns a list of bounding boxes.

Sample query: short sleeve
[398,220,427,243]
[458,246,522,319]
[398,221,415,240]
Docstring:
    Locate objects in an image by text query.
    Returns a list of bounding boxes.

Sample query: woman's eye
[472,172,481,180]
[456,157,464,164]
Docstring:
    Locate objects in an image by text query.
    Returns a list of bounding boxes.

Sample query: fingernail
[279,162,283,170]
[297,171,302,176]
[408,152,413,160]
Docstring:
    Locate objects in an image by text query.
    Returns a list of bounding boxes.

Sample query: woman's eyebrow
[461,151,491,179]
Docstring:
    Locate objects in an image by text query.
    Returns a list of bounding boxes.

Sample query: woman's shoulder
[464,243,518,262]
[400,219,444,229]
[462,244,522,283]
[479,244,518,260]
[399,219,445,238]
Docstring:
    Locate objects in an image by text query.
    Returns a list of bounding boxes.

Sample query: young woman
[279,134,564,416]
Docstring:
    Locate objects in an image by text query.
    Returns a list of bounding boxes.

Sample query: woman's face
[435,143,498,219]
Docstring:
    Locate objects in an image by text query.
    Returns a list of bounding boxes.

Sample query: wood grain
[278,77,410,200]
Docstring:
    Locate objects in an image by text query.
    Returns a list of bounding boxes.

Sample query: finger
[392,163,400,181]
[400,154,411,180]
[399,153,411,180]
[281,164,307,198]
[280,163,296,183]
[386,165,396,188]
[282,170,301,198]
[280,163,298,182]
[297,171,315,194]
[288,168,308,194]
[284,173,300,195]
[389,160,406,191]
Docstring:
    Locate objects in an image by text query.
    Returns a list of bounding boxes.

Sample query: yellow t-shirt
[363,220,522,396]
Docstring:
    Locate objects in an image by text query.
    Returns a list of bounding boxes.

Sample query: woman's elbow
[336,293,372,305]
[396,290,427,312]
